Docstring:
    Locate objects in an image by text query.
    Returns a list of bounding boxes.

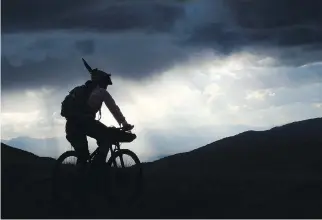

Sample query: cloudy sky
[2,0,322,161]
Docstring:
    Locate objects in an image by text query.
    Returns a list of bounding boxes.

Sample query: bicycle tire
[106,149,143,205]
[52,150,88,214]
[53,150,79,181]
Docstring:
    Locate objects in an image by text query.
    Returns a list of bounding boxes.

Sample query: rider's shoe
[121,123,134,131]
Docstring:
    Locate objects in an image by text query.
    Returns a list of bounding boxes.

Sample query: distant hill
[2,136,63,158]
[1,117,322,218]
[1,142,38,163]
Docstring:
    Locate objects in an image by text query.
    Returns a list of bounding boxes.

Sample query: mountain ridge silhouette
[2,117,322,218]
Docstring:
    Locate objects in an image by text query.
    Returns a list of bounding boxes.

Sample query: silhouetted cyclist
[60,59,136,166]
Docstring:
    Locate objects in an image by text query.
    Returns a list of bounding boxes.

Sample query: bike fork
[111,144,125,168]
[120,155,125,168]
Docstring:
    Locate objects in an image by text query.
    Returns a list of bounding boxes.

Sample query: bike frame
[88,141,126,167]
[87,126,132,167]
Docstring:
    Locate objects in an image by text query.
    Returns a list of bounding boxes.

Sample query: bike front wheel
[106,149,143,205]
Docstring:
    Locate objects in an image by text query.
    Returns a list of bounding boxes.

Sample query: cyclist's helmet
[91,68,112,85]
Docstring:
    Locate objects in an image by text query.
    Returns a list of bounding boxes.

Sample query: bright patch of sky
[2,51,321,161]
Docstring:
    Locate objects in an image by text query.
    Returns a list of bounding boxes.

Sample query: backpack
[61,84,94,118]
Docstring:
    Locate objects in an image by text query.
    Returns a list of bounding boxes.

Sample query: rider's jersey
[87,86,126,125]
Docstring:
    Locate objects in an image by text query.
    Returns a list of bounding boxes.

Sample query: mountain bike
[52,126,143,213]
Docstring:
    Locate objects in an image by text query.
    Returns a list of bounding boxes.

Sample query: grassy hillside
[1,118,322,218]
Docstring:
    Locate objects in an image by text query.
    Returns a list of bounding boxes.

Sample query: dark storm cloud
[3,0,322,51]
[2,0,186,91]
[186,24,322,53]
[226,0,322,29]
[75,40,95,55]
[1,34,191,91]
[2,0,322,93]
[272,44,322,67]
[184,0,322,54]
[2,0,184,33]
[1,56,87,91]
[182,23,245,54]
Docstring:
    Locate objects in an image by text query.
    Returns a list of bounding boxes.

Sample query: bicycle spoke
[112,154,136,168]
[62,156,77,165]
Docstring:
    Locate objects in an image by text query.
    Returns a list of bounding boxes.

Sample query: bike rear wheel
[106,149,143,205]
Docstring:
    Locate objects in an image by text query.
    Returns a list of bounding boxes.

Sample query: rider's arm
[100,88,127,125]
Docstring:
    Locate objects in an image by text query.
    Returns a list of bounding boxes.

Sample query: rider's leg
[68,135,89,165]
[75,119,136,164]
[93,140,111,165]
[80,119,119,164]
[65,120,90,166]
[83,119,136,143]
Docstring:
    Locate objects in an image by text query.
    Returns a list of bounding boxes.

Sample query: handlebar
[111,124,134,132]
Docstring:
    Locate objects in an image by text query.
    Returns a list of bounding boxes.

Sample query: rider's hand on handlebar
[121,121,134,131]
